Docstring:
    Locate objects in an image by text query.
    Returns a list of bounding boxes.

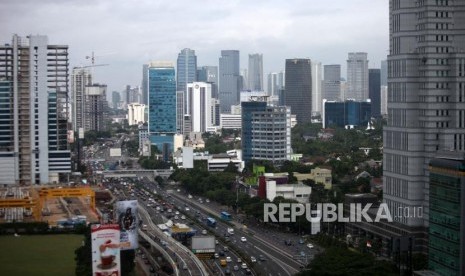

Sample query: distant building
[241,98,291,165]
[138,126,151,157]
[220,114,241,129]
[185,82,213,133]
[248,53,263,91]
[72,67,92,131]
[322,99,371,128]
[311,60,323,115]
[322,65,341,102]
[127,103,146,125]
[197,65,218,98]
[176,48,197,93]
[346,52,369,101]
[368,69,381,118]
[428,152,465,276]
[285,59,312,124]
[219,50,240,113]
[148,61,176,159]
[141,63,149,105]
[112,91,122,109]
[84,84,108,132]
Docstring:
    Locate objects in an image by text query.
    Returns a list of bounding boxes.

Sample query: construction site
[0,186,101,227]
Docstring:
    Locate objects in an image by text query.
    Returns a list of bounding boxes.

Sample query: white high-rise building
[346,52,369,101]
[72,67,92,132]
[311,61,322,115]
[127,103,146,126]
[186,82,213,133]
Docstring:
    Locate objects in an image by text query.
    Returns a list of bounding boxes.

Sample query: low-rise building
[266,181,312,203]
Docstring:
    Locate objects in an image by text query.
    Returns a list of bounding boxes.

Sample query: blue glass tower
[148,62,176,157]
[176,48,197,93]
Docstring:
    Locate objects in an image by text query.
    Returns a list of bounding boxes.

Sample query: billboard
[109,148,122,157]
[91,224,121,276]
[115,200,138,250]
[191,236,215,253]
[67,130,75,144]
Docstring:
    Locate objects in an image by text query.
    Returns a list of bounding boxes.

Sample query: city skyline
[0,0,389,93]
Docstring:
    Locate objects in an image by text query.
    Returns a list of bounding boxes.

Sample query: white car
[241,237,247,242]
[226,256,232,262]
[251,256,257,262]
[307,243,314,249]
[175,211,180,215]
[241,263,247,269]
[202,230,207,235]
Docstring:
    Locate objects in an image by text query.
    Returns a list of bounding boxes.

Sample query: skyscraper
[383,0,465,251]
[148,61,176,154]
[186,82,213,133]
[284,59,312,124]
[219,50,240,113]
[323,65,341,101]
[84,84,108,131]
[176,48,197,93]
[242,98,291,164]
[248,53,263,91]
[346,52,369,101]
[71,67,92,131]
[368,69,381,118]
[311,61,322,115]
[141,63,149,105]
[197,66,218,98]
[0,34,71,185]
[380,60,388,87]
[267,72,278,96]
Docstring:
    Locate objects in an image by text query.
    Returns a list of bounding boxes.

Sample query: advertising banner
[91,224,121,276]
[115,200,138,250]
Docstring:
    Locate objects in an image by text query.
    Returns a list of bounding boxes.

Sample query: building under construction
[0,34,71,185]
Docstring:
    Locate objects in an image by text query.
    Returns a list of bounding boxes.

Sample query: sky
[1,0,389,94]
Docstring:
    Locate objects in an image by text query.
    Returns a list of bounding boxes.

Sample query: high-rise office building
[0,34,71,185]
[219,50,240,113]
[347,52,369,101]
[84,84,108,132]
[197,66,218,98]
[141,63,149,105]
[323,65,341,101]
[148,61,177,155]
[112,91,121,109]
[248,53,263,91]
[322,99,372,129]
[176,48,197,93]
[267,72,278,96]
[186,82,213,133]
[284,59,312,124]
[368,69,381,118]
[383,0,465,251]
[242,97,291,164]
[71,67,92,131]
[428,152,465,276]
[380,60,388,87]
[125,85,140,105]
[311,61,323,115]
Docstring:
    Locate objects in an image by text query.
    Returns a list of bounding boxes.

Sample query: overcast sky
[1,0,389,93]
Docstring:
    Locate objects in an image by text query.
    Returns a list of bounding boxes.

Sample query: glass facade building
[323,100,371,128]
[284,59,312,124]
[368,69,381,118]
[428,153,465,276]
[148,62,176,154]
[176,48,197,93]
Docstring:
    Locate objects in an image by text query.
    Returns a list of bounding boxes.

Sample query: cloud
[0,0,389,92]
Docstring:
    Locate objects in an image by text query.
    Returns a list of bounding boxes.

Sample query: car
[185,207,190,211]
[206,199,210,203]
[175,211,180,215]
[241,236,247,242]
[299,239,304,244]
[259,255,266,261]
[251,256,257,263]
[214,253,219,258]
[202,230,207,235]
[182,263,188,270]
[226,256,232,262]
[284,239,292,246]
[233,265,239,271]
[307,243,314,249]
[219,250,225,256]
[224,268,231,275]
[181,215,186,220]
[241,263,247,269]
[215,239,219,245]
[188,194,193,199]
[149,266,155,272]
[224,246,229,252]
[237,258,242,263]
[245,268,252,275]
